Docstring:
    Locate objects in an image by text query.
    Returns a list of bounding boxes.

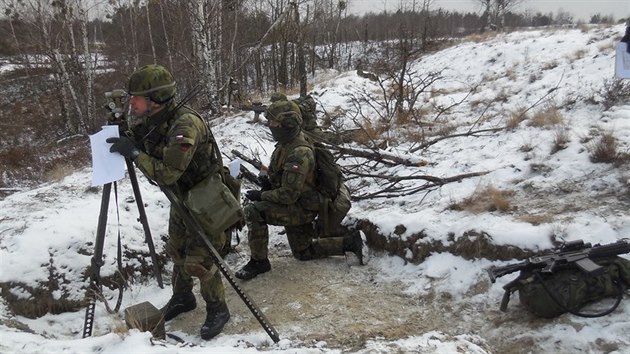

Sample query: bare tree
[474,0,525,31]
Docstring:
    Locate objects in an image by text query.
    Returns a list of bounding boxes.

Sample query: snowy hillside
[0,24,629,353]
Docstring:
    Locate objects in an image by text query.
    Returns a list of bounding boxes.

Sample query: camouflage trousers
[244,200,345,261]
[165,206,226,305]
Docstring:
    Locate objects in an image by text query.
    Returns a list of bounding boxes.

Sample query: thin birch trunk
[129,5,139,68]
[145,1,157,64]
[78,1,94,129]
[158,1,174,70]
[54,49,86,134]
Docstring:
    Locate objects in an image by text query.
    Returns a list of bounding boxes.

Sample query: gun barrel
[487,260,529,282]
[231,150,263,170]
[588,240,630,259]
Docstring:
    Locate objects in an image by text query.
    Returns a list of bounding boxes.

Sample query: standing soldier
[106,64,231,340]
[235,98,364,280]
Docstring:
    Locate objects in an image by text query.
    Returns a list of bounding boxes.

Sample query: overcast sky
[349,0,630,22]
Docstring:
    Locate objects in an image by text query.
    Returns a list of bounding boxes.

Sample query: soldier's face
[129,95,161,117]
[267,119,281,128]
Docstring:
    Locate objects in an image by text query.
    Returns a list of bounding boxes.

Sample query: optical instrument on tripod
[83,90,163,338]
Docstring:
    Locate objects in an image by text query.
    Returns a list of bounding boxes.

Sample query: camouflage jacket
[130,102,219,193]
[261,132,316,206]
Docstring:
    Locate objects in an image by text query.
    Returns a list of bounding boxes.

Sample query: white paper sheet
[228,158,241,178]
[89,126,126,186]
[615,42,630,79]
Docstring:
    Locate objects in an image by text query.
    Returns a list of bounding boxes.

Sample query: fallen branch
[325,143,428,167]
[349,170,490,200]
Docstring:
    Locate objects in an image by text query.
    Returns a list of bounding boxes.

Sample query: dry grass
[527,105,563,128]
[432,123,457,137]
[519,143,533,153]
[506,109,529,130]
[449,185,515,214]
[550,127,570,154]
[589,132,618,163]
[517,213,555,225]
[505,64,518,81]
[352,119,388,145]
[44,163,75,182]
[465,31,500,43]
[395,109,414,125]
[570,48,588,60]
[541,60,559,70]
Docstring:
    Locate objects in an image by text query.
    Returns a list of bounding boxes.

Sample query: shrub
[600,78,630,110]
[449,185,514,214]
[528,105,563,128]
[550,127,570,154]
[589,132,618,163]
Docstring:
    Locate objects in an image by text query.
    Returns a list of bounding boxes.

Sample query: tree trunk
[158,1,174,70]
[145,2,157,64]
[54,49,86,134]
[78,2,95,131]
[292,2,307,96]
[129,6,140,68]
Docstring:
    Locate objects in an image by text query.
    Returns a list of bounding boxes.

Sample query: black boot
[235,258,271,280]
[343,230,365,265]
[200,302,230,340]
[160,292,197,322]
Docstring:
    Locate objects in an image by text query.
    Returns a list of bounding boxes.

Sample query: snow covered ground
[1,24,629,353]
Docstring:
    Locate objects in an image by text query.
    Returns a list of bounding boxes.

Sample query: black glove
[257,175,272,191]
[106,136,140,160]
[245,189,262,201]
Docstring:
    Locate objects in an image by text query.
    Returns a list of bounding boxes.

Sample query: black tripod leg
[83,182,111,338]
[126,159,164,288]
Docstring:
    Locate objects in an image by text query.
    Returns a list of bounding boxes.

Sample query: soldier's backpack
[515,256,630,318]
[312,143,351,237]
[292,95,319,132]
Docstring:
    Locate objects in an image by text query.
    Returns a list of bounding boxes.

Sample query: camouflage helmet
[266,99,302,128]
[270,92,287,102]
[128,64,176,104]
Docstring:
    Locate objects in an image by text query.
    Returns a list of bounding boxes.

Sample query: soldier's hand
[106,136,140,160]
[257,175,272,191]
[245,190,262,201]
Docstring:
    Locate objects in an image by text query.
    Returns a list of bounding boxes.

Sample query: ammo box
[124,301,165,339]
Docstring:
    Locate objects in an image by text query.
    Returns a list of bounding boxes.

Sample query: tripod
[83,158,163,338]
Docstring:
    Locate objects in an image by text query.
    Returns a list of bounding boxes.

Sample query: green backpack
[292,95,319,132]
[312,143,351,237]
[515,257,630,318]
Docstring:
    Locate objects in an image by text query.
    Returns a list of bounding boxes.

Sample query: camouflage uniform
[131,102,226,305]
[108,65,231,340]
[243,100,346,262]
[270,93,322,135]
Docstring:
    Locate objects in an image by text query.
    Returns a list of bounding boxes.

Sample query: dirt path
[166,249,518,353]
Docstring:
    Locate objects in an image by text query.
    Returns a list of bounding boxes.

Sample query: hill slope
[0,24,629,353]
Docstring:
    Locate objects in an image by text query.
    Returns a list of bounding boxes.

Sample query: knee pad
[184,256,217,279]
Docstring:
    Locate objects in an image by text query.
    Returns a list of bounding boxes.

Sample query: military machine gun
[240,102,267,123]
[230,149,274,190]
[487,239,630,312]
